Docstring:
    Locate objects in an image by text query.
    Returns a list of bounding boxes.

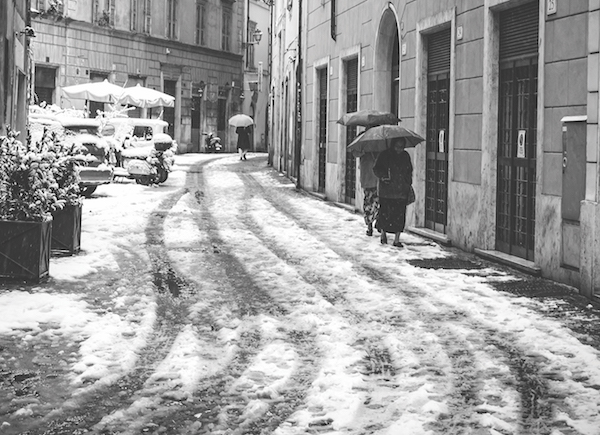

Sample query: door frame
[415,9,456,231]
[480,0,545,252]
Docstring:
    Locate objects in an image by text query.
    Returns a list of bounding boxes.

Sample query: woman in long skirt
[372,138,413,247]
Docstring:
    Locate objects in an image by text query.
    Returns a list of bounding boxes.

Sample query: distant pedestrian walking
[372,138,413,247]
[236,126,251,161]
[353,149,380,236]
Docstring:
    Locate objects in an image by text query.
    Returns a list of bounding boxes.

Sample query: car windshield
[132,126,153,140]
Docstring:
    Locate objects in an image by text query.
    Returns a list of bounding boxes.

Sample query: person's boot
[366,224,373,236]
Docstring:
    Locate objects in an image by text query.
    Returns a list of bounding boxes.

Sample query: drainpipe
[294,0,302,189]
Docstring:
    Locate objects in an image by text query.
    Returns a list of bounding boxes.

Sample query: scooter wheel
[136,176,151,186]
[157,167,169,184]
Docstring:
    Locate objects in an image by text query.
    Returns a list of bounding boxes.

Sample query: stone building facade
[1,0,31,136]
[30,0,245,151]
[272,0,600,299]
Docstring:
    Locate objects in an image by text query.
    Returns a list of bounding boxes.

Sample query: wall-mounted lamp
[285,48,297,62]
[165,48,171,55]
[246,28,263,46]
[17,26,36,38]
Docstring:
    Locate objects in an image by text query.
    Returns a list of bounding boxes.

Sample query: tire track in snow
[215,169,466,433]
[38,187,201,435]
[131,160,301,434]
[237,169,585,434]
[245,168,600,434]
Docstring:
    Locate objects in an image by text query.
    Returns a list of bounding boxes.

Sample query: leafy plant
[0,126,82,222]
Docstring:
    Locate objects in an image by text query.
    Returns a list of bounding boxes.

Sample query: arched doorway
[374,7,400,114]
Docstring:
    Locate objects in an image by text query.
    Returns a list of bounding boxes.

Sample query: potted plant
[1,128,59,281]
[36,128,85,255]
[0,126,82,281]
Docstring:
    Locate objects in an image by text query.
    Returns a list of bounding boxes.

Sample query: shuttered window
[427,27,451,74]
[499,1,539,61]
[345,58,358,203]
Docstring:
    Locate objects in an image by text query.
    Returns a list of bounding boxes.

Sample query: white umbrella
[117,84,175,108]
[61,79,124,103]
[228,114,254,128]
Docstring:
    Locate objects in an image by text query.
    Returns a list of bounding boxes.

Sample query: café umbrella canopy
[347,125,425,154]
[117,84,175,108]
[228,114,254,128]
[337,109,401,127]
[61,79,124,103]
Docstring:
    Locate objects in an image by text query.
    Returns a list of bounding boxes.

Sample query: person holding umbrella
[229,114,254,161]
[236,126,251,160]
[347,124,423,246]
[372,137,413,247]
[339,110,401,237]
[352,136,380,236]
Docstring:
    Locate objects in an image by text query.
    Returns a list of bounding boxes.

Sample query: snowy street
[2,153,600,435]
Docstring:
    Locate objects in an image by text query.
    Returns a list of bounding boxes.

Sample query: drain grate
[490,279,576,298]
[408,258,485,270]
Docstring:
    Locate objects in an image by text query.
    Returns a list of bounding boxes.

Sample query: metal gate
[344,58,358,204]
[496,2,538,261]
[425,28,451,232]
[318,67,328,193]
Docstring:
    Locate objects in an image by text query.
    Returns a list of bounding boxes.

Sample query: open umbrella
[228,114,254,128]
[347,125,425,154]
[337,109,400,127]
[117,84,175,108]
[61,79,124,103]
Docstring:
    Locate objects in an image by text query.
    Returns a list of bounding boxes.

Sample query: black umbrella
[347,125,425,153]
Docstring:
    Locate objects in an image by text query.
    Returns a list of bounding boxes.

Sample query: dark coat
[236,127,251,151]
[372,148,413,199]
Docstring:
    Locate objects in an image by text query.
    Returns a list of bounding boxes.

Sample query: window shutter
[499,1,539,61]
[427,27,451,74]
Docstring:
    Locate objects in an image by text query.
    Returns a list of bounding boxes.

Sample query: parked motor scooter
[203,132,222,153]
[126,148,172,185]
[117,135,176,185]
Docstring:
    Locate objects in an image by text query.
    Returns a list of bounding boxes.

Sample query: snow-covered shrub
[0,126,82,222]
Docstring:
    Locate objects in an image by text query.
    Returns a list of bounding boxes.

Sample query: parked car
[102,118,176,183]
[28,114,114,197]
[58,117,114,197]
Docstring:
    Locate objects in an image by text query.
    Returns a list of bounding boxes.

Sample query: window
[331,0,336,40]
[167,0,178,39]
[143,0,151,33]
[131,0,139,31]
[195,0,206,45]
[94,0,115,26]
[222,7,232,51]
[247,21,257,69]
[34,66,56,105]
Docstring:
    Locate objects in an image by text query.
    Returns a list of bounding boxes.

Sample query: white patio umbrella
[61,79,124,103]
[117,84,175,108]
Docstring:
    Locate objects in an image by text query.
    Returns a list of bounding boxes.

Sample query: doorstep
[332,202,357,213]
[474,248,541,276]
[407,227,452,246]
[307,191,326,201]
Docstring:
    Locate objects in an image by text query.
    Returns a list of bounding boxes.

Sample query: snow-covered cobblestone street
[1,153,600,435]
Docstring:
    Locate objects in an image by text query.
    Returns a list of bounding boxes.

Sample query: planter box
[51,204,82,255]
[0,219,52,282]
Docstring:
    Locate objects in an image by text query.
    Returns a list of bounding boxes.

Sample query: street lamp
[248,28,263,45]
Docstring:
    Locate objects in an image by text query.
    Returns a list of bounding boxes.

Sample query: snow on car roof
[57,116,102,127]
